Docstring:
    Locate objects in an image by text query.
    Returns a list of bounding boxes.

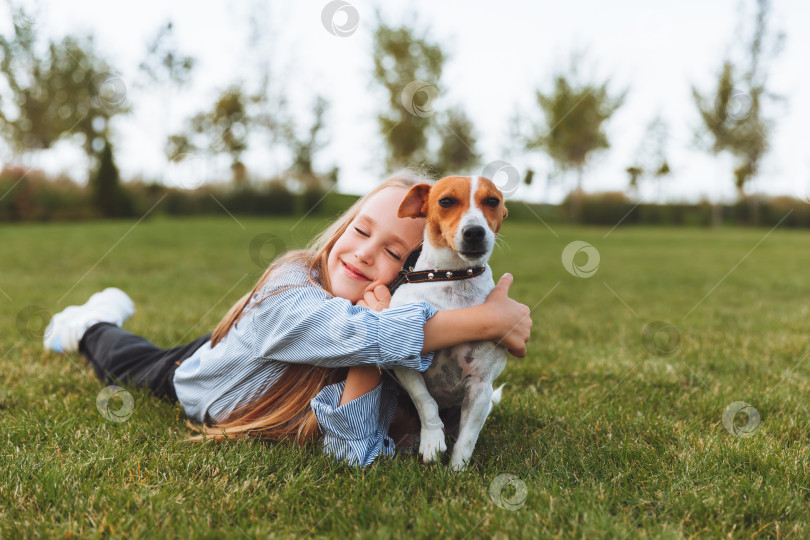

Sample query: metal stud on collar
[467,268,473,275]
[428,272,434,279]
[446,271,453,278]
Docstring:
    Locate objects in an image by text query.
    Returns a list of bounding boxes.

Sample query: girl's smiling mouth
[341,260,371,281]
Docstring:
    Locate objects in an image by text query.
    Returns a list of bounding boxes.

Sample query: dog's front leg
[449,380,494,471]
[393,367,447,462]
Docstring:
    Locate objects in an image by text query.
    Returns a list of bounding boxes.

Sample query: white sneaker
[43,287,135,353]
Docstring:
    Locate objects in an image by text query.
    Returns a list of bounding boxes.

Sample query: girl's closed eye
[356,227,401,260]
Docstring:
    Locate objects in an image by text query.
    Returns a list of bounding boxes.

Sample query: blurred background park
[1,0,809,226]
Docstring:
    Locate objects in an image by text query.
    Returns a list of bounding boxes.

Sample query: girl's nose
[355,245,373,264]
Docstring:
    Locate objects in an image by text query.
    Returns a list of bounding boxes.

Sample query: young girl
[43,170,532,466]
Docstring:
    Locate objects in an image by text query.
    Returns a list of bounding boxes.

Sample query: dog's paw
[448,453,470,471]
[449,441,474,471]
[418,428,447,462]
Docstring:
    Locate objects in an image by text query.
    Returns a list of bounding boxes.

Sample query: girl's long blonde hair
[186,169,433,444]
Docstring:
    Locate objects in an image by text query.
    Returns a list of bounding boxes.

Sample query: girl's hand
[344,283,389,405]
[420,273,532,357]
[483,274,532,357]
[356,283,391,311]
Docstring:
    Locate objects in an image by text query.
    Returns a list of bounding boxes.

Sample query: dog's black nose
[462,226,486,242]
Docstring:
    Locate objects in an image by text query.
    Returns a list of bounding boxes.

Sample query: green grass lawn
[1,215,809,538]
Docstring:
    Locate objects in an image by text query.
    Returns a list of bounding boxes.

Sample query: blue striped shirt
[172,261,437,465]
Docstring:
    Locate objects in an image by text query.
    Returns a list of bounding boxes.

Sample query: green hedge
[0,170,96,221]
[0,167,360,221]
[2,168,809,227]
[553,191,810,228]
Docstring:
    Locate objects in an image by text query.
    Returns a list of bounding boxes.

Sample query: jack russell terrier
[388,175,508,470]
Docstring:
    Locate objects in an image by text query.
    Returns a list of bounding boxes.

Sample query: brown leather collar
[387,247,486,295]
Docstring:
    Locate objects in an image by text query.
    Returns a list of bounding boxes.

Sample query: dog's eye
[439,197,456,208]
[484,197,501,207]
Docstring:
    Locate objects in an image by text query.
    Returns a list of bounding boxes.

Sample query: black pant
[79,322,212,402]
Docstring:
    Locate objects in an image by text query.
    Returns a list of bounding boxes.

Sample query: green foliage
[372,19,442,170]
[5,168,810,227]
[168,84,335,193]
[138,19,196,186]
[371,18,480,176]
[693,62,738,156]
[127,182,334,219]
[692,60,771,194]
[692,0,783,197]
[282,96,337,192]
[435,107,481,177]
[138,21,195,88]
[0,166,361,222]
[571,190,633,225]
[168,86,252,186]
[569,191,810,227]
[626,166,643,190]
[217,183,297,216]
[626,115,672,200]
[0,167,94,220]
[196,87,249,173]
[316,191,361,218]
[528,69,625,181]
[526,55,625,221]
[0,7,128,160]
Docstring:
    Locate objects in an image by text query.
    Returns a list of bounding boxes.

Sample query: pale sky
[3,0,809,203]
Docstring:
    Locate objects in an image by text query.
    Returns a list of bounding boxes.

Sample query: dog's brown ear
[398,184,431,218]
[502,203,508,219]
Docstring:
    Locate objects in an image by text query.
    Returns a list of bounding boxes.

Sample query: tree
[138,21,195,89]
[371,17,480,177]
[729,0,782,196]
[242,0,286,159]
[692,0,783,207]
[434,107,480,177]
[138,20,195,178]
[372,18,444,170]
[90,140,132,217]
[503,110,541,198]
[167,86,250,186]
[0,6,129,172]
[281,95,337,192]
[526,55,625,220]
[626,114,672,201]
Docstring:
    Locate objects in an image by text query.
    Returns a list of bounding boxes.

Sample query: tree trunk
[712,155,725,227]
[571,167,584,223]
[748,196,755,227]
[564,170,580,223]
[712,202,723,227]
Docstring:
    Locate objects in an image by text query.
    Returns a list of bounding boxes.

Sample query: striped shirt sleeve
[250,283,438,371]
[310,373,399,466]
[173,260,439,426]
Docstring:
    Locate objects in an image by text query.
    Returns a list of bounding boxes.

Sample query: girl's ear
[397,184,431,218]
